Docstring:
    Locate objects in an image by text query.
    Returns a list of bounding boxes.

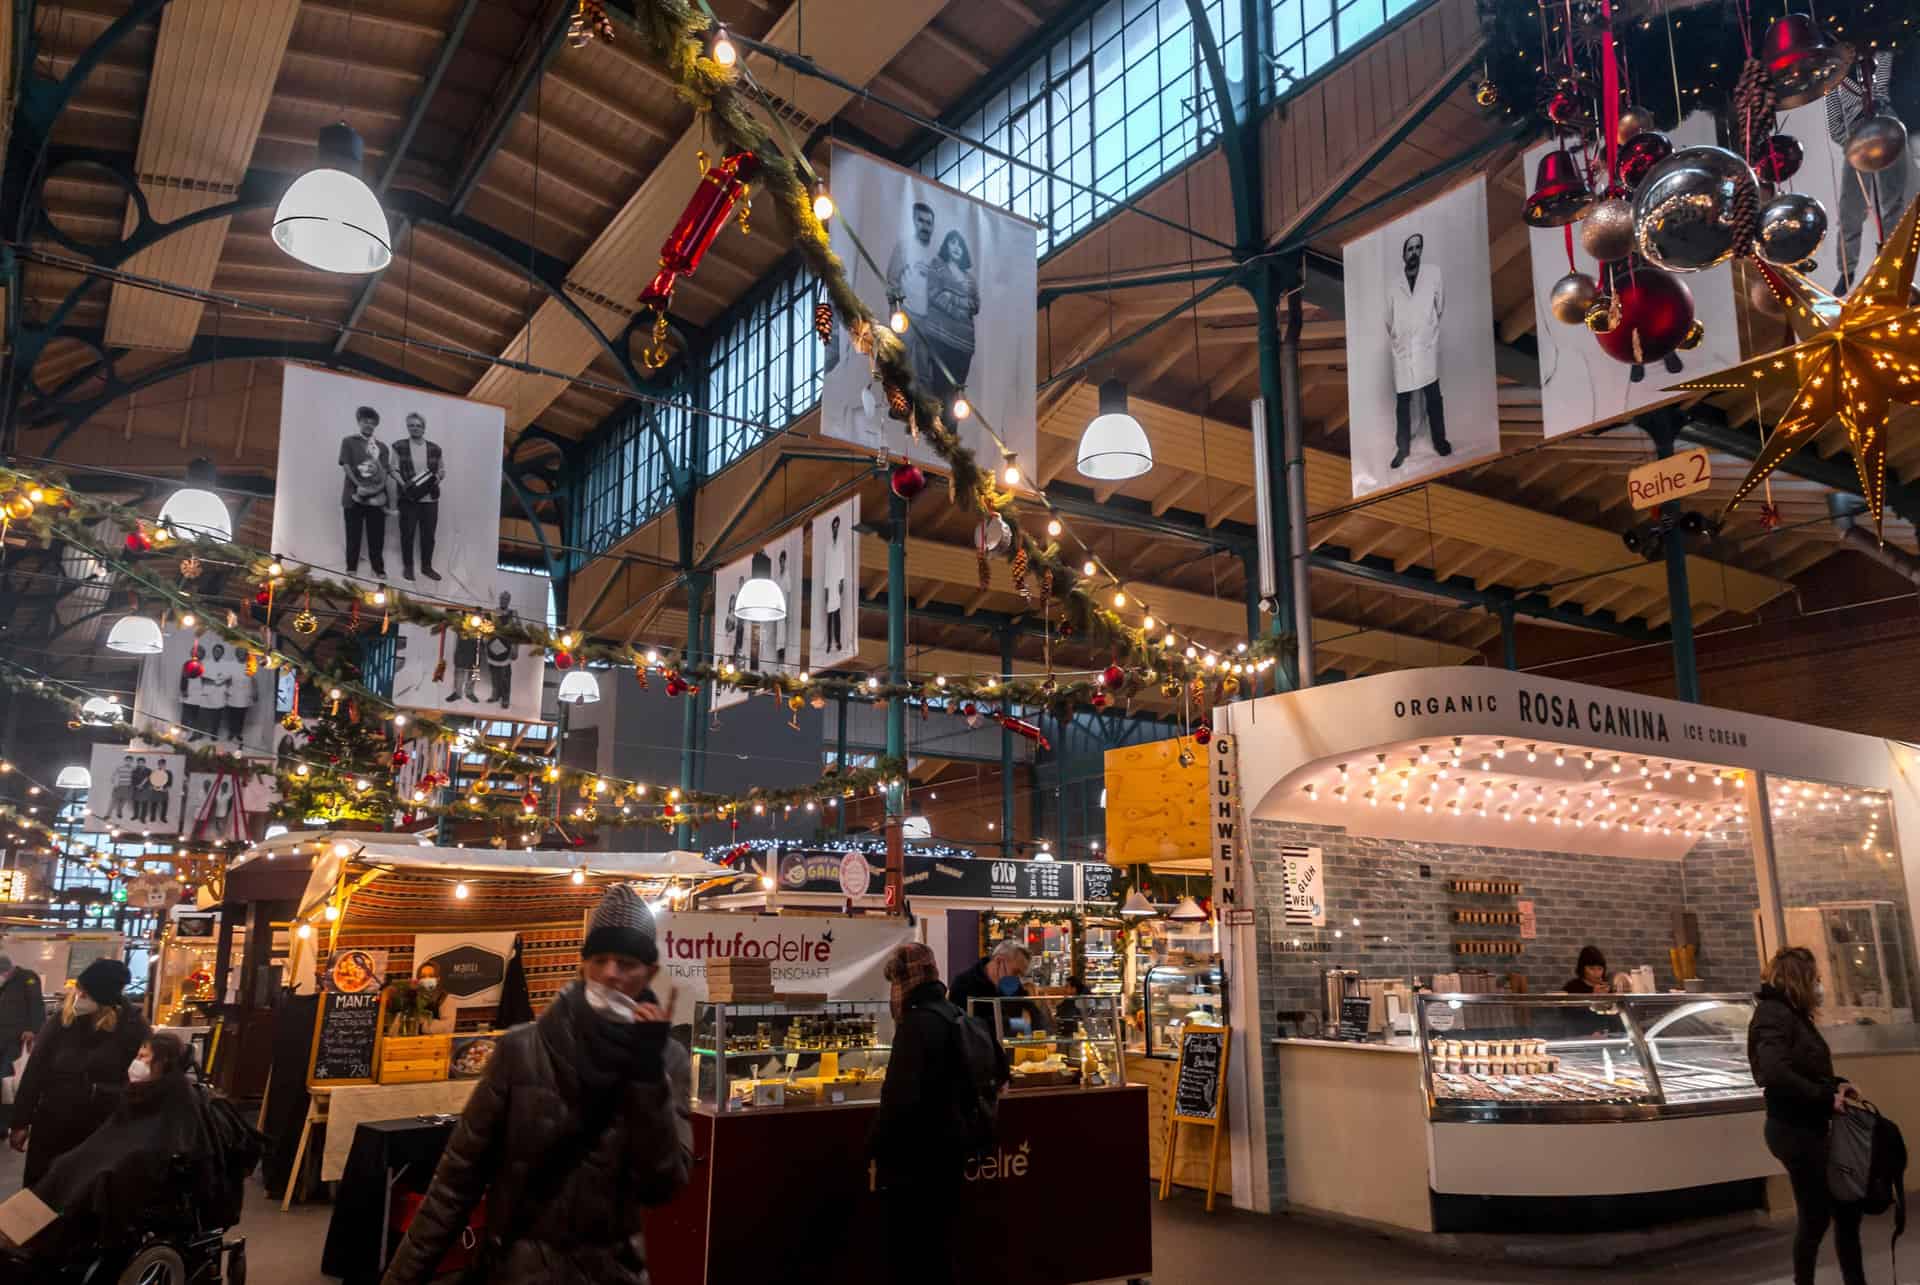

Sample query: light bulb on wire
[811,180,834,223]
[709,24,738,66]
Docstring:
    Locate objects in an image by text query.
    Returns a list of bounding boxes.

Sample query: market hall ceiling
[5,0,1911,680]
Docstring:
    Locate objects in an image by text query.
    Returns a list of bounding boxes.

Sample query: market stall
[1210,667,1920,1235]
[272,843,735,1210]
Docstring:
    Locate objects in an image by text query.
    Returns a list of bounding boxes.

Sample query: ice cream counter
[1271,993,1785,1234]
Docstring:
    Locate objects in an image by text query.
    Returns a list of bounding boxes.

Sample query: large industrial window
[703,264,822,476]
[576,380,695,556]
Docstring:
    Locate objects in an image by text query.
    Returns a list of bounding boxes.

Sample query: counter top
[1272,1037,1421,1055]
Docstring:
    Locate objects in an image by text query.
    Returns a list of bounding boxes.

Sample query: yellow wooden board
[1104,736,1209,866]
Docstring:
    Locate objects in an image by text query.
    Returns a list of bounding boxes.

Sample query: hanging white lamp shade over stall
[557,670,602,704]
[157,487,232,543]
[273,123,393,274]
[733,551,788,623]
[1168,895,1208,922]
[54,765,92,791]
[1076,379,1154,481]
[105,615,165,655]
[1119,888,1158,917]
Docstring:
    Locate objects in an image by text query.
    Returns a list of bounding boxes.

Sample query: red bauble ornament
[254,587,272,607]
[124,531,152,554]
[182,658,204,680]
[1591,261,1696,367]
[960,701,977,718]
[391,749,411,767]
[1193,723,1213,746]
[889,463,928,500]
[554,650,574,670]
[522,792,540,811]
[1090,691,1109,710]
[1101,664,1125,688]
[1753,133,1805,184]
[666,676,686,697]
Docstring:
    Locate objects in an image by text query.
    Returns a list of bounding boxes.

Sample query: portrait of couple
[886,200,980,426]
[337,404,446,582]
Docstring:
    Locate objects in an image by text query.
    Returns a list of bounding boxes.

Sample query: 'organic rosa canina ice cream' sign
[650,911,909,1026]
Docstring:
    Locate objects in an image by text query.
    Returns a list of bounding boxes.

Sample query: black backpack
[1831,1101,1908,1264]
[930,998,1009,1158]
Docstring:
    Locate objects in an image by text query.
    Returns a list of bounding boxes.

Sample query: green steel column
[835,693,849,837]
[1000,627,1015,858]
[677,569,710,845]
[1252,263,1299,692]
[886,492,907,815]
[1645,417,1700,703]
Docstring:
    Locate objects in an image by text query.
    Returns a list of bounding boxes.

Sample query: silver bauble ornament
[1615,104,1657,148]
[1845,114,1908,174]
[1753,192,1828,267]
[976,513,1010,553]
[1549,272,1600,325]
[1632,145,1760,272]
[1579,197,1637,262]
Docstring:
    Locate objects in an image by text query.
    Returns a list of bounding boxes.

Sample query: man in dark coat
[948,940,1050,1035]
[10,960,149,1185]
[383,885,691,1285]
[0,955,44,1080]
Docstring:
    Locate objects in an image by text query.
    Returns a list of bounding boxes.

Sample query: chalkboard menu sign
[307,990,385,1085]
[1173,1027,1227,1122]
[1079,862,1116,904]
[1337,996,1374,1042]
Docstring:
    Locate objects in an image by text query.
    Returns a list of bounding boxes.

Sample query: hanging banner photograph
[1525,114,1740,438]
[184,767,280,845]
[390,569,549,722]
[1344,176,1500,498]
[809,495,860,672]
[1779,75,1919,295]
[272,366,507,603]
[709,551,755,712]
[818,147,1037,479]
[132,624,281,754]
[84,745,187,835]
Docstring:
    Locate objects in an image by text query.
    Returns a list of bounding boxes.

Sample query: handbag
[2,1048,29,1105]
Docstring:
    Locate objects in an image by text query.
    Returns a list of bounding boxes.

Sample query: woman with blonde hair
[1748,945,1865,1285]
[8,960,149,1184]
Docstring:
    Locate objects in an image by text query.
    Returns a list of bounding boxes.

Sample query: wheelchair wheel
[223,1240,245,1285]
[114,1245,187,1285]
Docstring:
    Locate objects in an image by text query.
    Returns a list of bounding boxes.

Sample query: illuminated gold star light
[1666,197,1920,533]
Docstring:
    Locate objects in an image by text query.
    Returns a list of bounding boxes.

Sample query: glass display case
[985,913,1076,989]
[967,994,1125,1090]
[692,1000,892,1113]
[1138,961,1224,1059]
[1416,992,1762,1122]
[1083,920,1123,997]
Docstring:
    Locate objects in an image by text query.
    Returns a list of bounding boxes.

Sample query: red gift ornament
[1101,664,1125,688]
[638,151,761,319]
[889,463,928,501]
[997,714,1052,752]
[554,650,574,670]
[391,748,411,767]
[124,530,153,554]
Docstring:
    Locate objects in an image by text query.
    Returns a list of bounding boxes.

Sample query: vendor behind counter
[950,941,1053,1035]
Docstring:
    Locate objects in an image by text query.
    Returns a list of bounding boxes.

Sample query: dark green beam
[1678,406,1920,529]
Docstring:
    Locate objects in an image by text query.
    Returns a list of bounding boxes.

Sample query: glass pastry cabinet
[966,994,1126,1090]
[1138,961,1224,1058]
[691,1000,892,1112]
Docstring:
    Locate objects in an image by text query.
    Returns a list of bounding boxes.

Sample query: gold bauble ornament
[292,610,319,634]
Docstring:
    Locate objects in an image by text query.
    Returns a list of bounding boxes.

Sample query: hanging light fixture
[79,696,123,725]
[54,765,92,791]
[902,815,932,840]
[557,670,602,704]
[1076,380,1153,480]
[733,550,787,623]
[1119,887,1157,917]
[1168,894,1208,922]
[105,615,165,655]
[272,123,393,274]
[157,487,232,543]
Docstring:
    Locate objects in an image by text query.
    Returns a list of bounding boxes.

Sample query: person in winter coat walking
[0,954,44,1128]
[382,885,691,1285]
[9,960,149,1186]
[1749,945,1865,1285]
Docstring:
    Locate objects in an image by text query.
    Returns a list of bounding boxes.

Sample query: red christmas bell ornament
[1590,260,1696,366]
[182,657,204,680]
[554,650,574,670]
[1752,133,1805,184]
[1760,13,1852,109]
[1101,664,1125,688]
[890,462,928,501]
[1523,150,1593,228]
[1090,691,1109,710]
[1617,131,1674,189]
[124,530,153,554]
[1193,723,1213,746]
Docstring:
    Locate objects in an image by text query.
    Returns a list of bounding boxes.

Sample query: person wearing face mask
[1749,946,1864,1285]
[9,960,150,1185]
[382,885,691,1285]
[946,940,1051,1036]
[412,961,458,1035]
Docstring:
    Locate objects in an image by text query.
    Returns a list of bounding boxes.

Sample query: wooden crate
[379,1034,450,1084]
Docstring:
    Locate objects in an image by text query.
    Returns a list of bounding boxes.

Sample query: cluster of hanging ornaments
[1525,10,1906,369]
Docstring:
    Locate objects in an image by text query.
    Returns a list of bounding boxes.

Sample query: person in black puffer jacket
[9,960,149,1186]
[1748,946,1864,1285]
[382,885,691,1285]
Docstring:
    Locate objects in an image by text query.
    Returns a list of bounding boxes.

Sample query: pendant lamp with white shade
[273,123,393,274]
[1168,894,1208,922]
[557,670,602,704]
[733,551,787,623]
[54,765,92,791]
[80,696,123,724]
[1119,888,1157,917]
[157,487,232,543]
[105,614,165,655]
[1076,379,1153,480]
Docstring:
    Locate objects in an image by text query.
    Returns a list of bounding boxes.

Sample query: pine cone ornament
[1011,544,1030,600]
[1733,60,1777,164]
[813,301,834,345]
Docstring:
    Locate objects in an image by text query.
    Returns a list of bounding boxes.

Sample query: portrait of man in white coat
[1386,232,1449,469]
[1343,176,1497,499]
